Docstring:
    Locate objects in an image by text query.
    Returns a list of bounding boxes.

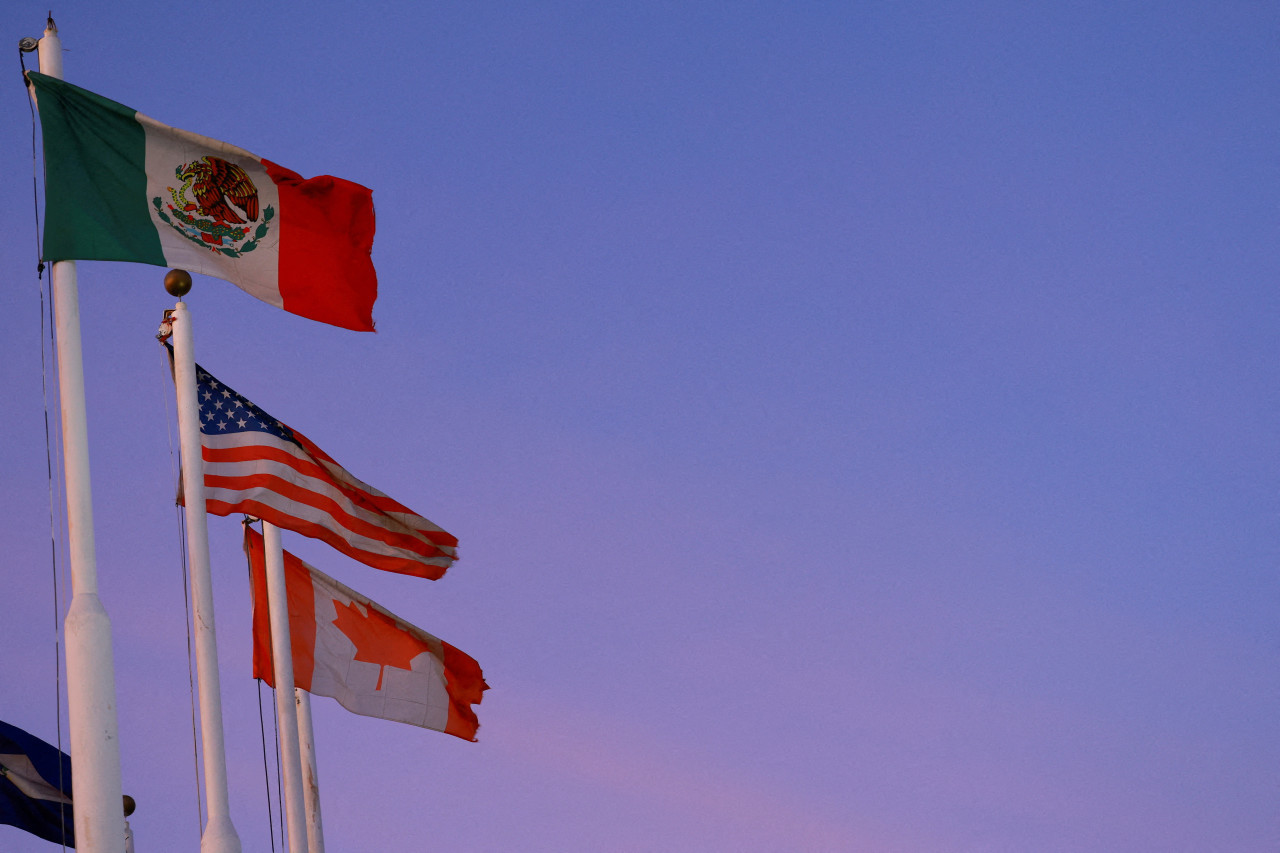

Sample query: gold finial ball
[164,268,193,297]
[122,794,136,817]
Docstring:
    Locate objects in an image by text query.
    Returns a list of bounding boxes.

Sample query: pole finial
[164,268,193,297]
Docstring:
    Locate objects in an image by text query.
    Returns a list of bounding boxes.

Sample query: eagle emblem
[153,155,275,259]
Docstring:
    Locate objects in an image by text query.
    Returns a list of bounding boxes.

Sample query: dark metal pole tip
[164,268,193,297]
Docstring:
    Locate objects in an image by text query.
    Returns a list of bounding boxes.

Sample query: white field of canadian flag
[245,527,486,741]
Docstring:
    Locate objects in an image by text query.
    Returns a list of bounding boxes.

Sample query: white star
[237,417,248,428]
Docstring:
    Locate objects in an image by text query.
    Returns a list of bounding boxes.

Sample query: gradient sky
[2,3,1278,851]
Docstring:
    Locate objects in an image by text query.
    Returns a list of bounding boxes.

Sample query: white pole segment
[295,690,326,853]
[263,522,309,852]
[39,19,126,853]
[37,17,63,77]
[171,300,243,853]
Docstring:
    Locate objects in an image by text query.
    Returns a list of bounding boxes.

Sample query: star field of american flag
[195,364,299,445]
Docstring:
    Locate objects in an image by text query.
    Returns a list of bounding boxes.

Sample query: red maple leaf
[332,600,430,691]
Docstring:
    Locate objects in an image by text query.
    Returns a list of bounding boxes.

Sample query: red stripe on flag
[247,529,318,690]
[441,640,486,741]
[262,158,377,332]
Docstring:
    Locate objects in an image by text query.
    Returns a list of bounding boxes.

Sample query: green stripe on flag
[29,72,165,265]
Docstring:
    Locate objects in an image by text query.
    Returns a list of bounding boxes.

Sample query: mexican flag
[245,527,487,741]
[26,71,377,332]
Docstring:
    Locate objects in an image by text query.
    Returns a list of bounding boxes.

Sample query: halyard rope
[246,520,280,853]
[158,343,207,835]
[26,41,67,851]
[256,680,280,853]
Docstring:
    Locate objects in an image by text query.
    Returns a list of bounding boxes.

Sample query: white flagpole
[295,689,327,853]
[36,18,126,853]
[262,521,309,852]
[168,278,243,853]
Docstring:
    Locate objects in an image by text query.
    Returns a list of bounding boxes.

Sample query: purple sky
[2,3,1278,851]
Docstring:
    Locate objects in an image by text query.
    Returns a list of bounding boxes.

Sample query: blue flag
[0,720,74,847]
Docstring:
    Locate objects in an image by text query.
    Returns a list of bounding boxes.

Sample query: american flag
[190,359,456,579]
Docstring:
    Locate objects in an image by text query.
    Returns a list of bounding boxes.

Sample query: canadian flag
[246,527,487,741]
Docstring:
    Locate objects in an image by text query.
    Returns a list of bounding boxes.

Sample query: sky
[1,2,1278,851]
